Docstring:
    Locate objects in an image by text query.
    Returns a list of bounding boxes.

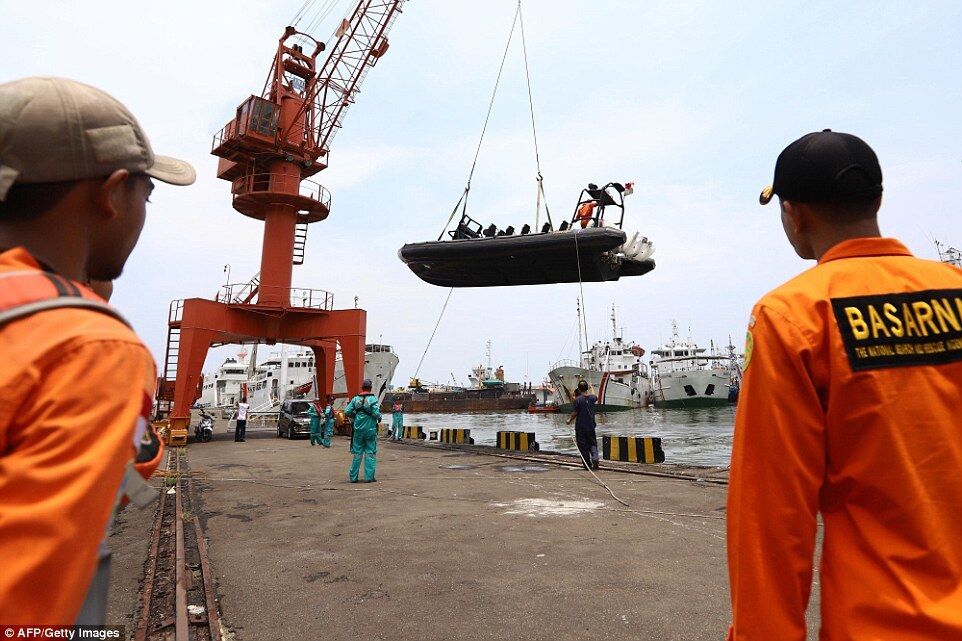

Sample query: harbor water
[403,406,735,467]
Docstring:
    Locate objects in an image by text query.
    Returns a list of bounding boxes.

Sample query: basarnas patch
[831,288,962,371]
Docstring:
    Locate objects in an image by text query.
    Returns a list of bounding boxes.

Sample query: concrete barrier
[602,436,665,464]
[439,428,474,444]
[403,425,427,440]
[496,431,539,451]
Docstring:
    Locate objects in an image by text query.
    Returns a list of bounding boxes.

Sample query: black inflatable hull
[399,228,656,287]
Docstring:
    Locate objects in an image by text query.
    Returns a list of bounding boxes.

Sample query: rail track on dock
[135,449,222,641]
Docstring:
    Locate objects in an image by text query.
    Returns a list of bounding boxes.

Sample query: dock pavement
[107,425,820,640]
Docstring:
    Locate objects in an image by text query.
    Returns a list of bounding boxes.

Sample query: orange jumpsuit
[577,201,598,228]
[728,237,962,640]
[0,248,157,624]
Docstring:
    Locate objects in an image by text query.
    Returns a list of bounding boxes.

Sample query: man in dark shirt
[566,380,599,470]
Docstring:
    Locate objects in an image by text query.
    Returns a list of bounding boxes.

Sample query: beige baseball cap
[0,76,195,201]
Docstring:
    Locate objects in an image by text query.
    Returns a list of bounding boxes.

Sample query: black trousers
[235,419,247,441]
[575,426,599,466]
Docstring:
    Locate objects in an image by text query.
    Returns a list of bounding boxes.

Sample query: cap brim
[759,185,774,205]
[146,154,196,186]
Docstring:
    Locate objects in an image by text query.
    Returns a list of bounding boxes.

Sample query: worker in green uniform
[308,400,323,446]
[346,379,381,482]
[391,399,404,441]
[321,395,335,448]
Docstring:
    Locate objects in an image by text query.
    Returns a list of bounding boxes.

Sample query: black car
[277,400,313,439]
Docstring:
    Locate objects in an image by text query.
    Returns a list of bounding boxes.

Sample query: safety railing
[211,120,236,152]
[169,299,185,324]
[549,359,582,371]
[218,285,334,310]
[231,171,331,211]
[218,282,255,304]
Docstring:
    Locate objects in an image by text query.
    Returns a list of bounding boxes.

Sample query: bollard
[602,436,665,464]
[496,431,539,452]
[439,428,474,445]
[403,425,427,440]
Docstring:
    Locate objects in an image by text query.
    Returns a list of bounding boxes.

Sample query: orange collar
[818,237,913,264]
[0,247,43,272]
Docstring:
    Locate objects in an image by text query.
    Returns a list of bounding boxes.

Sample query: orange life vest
[577,201,598,228]
[0,270,163,484]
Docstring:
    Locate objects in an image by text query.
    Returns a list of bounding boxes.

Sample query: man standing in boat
[566,380,599,470]
[727,130,962,640]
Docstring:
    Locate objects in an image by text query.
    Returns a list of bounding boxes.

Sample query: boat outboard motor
[521,224,531,235]
[540,222,552,233]
[195,408,214,443]
[483,224,497,238]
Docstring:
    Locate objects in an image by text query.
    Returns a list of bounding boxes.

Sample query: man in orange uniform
[0,77,194,625]
[727,130,962,640]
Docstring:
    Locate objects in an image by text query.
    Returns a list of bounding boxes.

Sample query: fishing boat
[648,323,741,408]
[526,401,559,414]
[399,182,655,287]
[548,305,651,411]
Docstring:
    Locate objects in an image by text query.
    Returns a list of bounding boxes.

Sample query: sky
[3,0,961,387]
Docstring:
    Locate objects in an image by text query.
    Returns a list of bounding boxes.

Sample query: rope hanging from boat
[573,231,590,359]
[518,1,552,231]
[437,6,521,240]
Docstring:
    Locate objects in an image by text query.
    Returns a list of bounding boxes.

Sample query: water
[403,406,735,467]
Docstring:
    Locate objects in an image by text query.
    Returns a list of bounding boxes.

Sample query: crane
[157,0,408,440]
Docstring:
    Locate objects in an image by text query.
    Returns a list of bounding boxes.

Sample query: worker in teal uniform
[321,395,335,448]
[308,400,323,446]
[391,399,404,441]
[346,380,381,482]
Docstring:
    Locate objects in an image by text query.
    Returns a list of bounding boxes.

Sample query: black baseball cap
[759,130,883,205]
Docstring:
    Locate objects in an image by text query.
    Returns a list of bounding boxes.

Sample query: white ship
[649,322,740,408]
[198,351,251,408]
[201,343,399,413]
[548,305,650,411]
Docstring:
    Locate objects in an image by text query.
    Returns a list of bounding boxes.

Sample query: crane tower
[156,0,407,438]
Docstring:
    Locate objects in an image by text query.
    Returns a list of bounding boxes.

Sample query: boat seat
[450,222,481,239]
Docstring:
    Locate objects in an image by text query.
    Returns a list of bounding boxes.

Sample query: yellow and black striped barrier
[496,431,539,452]
[602,436,665,464]
[439,428,474,444]
[403,425,426,440]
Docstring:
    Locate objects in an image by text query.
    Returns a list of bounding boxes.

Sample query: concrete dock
[106,426,816,640]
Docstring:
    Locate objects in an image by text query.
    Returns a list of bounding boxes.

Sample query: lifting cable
[437,5,522,240]
[412,287,454,380]
[517,0,552,231]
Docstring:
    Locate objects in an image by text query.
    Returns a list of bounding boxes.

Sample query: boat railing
[550,359,582,371]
